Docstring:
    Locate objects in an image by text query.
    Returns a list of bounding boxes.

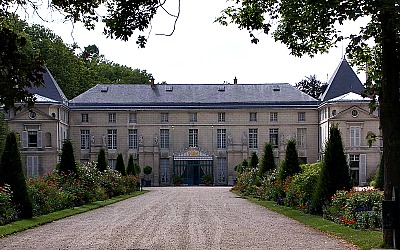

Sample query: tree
[134,162,141,177]
[115,153,126,176]
[374,155,384,189]
[59,139,78,176]
[0,132,33,219]
[279,139,301,180]
[97,148,107,172]
[0,24,45,110]
[217,1,399,245]
[312,125,351,214]
[0,111,9,159]
[295,75,327,99]
[249,152,259,169]
[126,154,135,175]
[259,143,276,176]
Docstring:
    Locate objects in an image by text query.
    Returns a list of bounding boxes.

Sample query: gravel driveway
[0,187,358,250]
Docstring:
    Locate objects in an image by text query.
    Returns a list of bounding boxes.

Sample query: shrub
[202,174,213,185]
[324,188,383,229]
[0,132,33,219]
[374,155,384,189]
[59,139,78,176]
[143,166,152,175]
[284,163,321,211]
[279,139,301,180]
[27,175,74,216]
[97,148,107,172]
[0,184,18,225]
[134,162,141,176]
[259,143,276,176]
[126,154,135,175]
[115,153,126,176]
[172,175,183,185]
[312,125,351,214]
[249,152,259,169]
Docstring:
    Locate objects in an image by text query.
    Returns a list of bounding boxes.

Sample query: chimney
[234,77,237,84]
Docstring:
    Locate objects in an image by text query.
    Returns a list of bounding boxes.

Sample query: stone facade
[4,59,382,186]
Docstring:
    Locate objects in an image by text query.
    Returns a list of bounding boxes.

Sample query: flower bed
[0,161,139,224]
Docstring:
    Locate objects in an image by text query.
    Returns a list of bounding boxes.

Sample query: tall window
[249,128,258,149]
[217,157,227,183]
[128,129,138,149]
[160,129,169,149]
[129,113,137,123]
[250,112,257,122]
[22,130,42,148]
[161,113,169,122]
[80,130,90,150]
[189,113,197,122]
[218,112,225,122]
[296,128,307,148]
[350,126,361,147]
[217,129,226,149]
[108,159,116,169]
[81,113,89,123]
[349,154,360,186]
[107,129,117,150]
[270,112,278,122]
[189,129,198,147]
[160,158,170,184]
[298,112,306,122]
[108,113,116,123]
[270,128,279,148]
[26,156,39,178]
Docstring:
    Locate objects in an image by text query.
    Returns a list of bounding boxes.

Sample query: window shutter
[360,154,367,186]
[346,154,350,167]
[37,131,42,148]
[22,131,28,148]
[34,156,39,177]
[26,156,32,177]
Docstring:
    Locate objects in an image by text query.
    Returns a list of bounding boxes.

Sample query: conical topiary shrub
[59,139,78,176]
[259,143,276,176]
[126,154,135,175]
[312,125,351,214]
[115,153,126,176]
[0,132,33,219]
[97,148,107,172]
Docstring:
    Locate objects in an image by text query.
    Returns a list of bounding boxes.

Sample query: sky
[25,0,366,86]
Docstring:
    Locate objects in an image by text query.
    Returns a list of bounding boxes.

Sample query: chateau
[5,59,381,186]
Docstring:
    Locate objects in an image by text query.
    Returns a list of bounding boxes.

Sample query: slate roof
[327,92,371,103]
[320,58,365,102]
[69,83,318,110]
[27,67,68,105]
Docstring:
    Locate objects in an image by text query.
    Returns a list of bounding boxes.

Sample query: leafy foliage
[279,139,301,180]
[0,25,45,110]
[0,184,18,225]
[97,148,107,172]
[59,139,78,176]
[295,75,327,99]
[374,156,384,189]
[0,111,9,160]
[126,154,135,175]
[0,132,33,219]
[259,143,276,176]
[249,152,259,168]
[143,166,152,175]
[324,188,383,229]
[115,153,126,176]
[313,125,351,214]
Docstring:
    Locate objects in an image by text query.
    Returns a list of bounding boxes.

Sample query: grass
[233,190,383,250]
[0,190,149,237]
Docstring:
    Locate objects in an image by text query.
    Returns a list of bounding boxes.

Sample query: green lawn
[0,190,148,237]
[233,191,383,250]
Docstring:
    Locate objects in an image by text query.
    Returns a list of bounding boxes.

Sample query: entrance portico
[173,147,214,185]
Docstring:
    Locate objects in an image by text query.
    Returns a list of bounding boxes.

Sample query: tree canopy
[295,75,327,99]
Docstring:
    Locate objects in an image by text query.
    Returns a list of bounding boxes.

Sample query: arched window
[45,132,52,148]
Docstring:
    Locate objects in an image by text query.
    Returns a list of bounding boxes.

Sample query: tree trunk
[379,0,400,247]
